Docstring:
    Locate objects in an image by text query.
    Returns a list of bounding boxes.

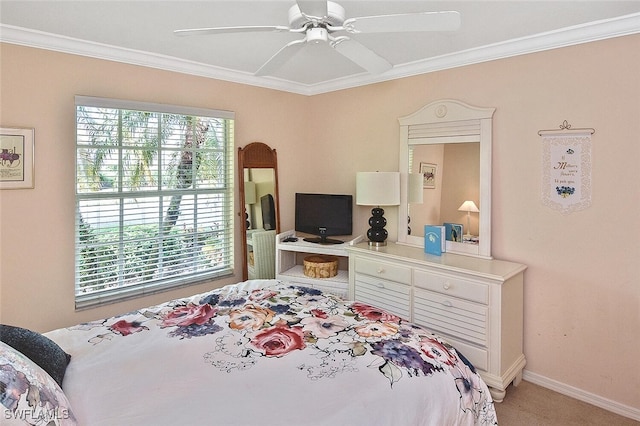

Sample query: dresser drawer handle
[376,268,385,274]
[441,300,453,308]
[443,282,451,290]
[375,282,385,289]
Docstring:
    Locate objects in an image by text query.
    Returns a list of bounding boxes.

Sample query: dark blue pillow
[0,324,71,387]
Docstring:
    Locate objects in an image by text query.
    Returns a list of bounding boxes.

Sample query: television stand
[276,230,363,299]
[303,236,344,245]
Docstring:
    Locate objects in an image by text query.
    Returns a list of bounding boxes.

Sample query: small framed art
[443,223,463,242]
[420,162,437,189]
[0,127,35,189]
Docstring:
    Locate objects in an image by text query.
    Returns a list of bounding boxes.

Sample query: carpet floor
[494,381,639,425]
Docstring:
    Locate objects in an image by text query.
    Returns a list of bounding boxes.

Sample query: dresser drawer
[414,269,488,305]
[347,244,526,399]
[354,257,412,284]
[354,274,411,320]
[413,288,488,347]
[443,336,489,372]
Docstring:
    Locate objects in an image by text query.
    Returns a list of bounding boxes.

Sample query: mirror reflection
[397,99,494,258]
[244,168,276,231]
[409,142,480,240]
[238,142,279,281]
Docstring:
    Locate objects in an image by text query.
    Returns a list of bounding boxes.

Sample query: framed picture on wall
[420,162,437,189]
[0,127,34,189]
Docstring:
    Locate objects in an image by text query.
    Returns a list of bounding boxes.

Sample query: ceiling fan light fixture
[307,27,328,44]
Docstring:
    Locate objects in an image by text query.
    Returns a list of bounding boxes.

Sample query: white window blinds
[75,96,235,309]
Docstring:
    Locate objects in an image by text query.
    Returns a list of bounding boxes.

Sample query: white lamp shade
[408,173,424,204]
[244,181,257,204]
[356,172,400,206]
[458,200,479,212]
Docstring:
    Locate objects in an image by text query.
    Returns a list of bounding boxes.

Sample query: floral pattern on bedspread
[0,342,77,426]
[66,282,497,425]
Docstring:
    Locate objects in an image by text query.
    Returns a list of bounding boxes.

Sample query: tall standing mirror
[238,142,280,280]
[398,100,495,259]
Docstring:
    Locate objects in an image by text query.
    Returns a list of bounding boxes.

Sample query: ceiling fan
[174,1,461,76]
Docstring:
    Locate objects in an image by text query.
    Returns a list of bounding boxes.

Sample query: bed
[2,279,498,425]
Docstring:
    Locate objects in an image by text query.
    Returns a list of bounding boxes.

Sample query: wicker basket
[303,255,339,278]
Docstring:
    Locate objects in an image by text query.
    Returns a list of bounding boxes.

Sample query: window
[75,96,234,309]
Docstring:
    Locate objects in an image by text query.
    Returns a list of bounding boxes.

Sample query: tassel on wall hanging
[538,120,595,214]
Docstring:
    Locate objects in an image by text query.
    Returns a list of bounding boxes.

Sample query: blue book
[424,225,446,255]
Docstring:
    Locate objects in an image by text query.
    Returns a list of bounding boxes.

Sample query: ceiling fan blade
[296,0,328,18]
[174,25,290,37]
[332,37,392,74]
[343,11,461,33]
[255,39,306,76]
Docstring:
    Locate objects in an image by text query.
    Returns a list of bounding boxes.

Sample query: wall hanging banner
[541,132,592,213]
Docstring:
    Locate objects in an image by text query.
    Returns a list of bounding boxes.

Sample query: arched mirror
[398,100,495,259]
[238,142,280,280]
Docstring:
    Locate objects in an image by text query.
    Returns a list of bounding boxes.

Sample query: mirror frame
[398,99,495,259]
[238,142,280,280]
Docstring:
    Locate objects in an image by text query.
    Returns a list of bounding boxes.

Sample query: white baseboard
[522,370,640,422]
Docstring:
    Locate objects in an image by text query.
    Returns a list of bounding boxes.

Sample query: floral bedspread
[46,280,497,426]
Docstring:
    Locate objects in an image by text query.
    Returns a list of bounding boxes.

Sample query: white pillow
[0,341,77,425]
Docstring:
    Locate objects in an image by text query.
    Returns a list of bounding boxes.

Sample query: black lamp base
[367,207,388,246]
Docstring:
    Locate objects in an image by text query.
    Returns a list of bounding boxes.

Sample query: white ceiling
[1,1,639,95]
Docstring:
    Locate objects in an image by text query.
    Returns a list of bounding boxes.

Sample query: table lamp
[458,200,479,239]
[244,181,257,205]
[356,172,400,246]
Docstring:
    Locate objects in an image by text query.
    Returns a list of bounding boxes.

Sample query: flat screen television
[295,193,353,244]
[261,194,276,231]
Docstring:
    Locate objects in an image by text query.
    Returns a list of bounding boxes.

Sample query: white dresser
[347,242,526,402]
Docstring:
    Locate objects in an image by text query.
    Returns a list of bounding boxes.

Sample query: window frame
[74,96,235,309]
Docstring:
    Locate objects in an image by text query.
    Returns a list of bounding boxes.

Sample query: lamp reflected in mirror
[458,200,479,240]
[244,181,257,204]
[244,181,257,229]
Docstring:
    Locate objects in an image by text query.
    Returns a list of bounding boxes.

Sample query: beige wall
[0,44,309,329]
[1,34,639,411]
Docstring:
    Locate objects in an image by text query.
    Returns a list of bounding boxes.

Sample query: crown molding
[302,12,640,95]
[0,24,303,94]
[2,12,639,96]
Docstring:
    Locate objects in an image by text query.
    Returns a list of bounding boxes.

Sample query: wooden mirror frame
[398,99,495,259]
[238,142,280,280]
